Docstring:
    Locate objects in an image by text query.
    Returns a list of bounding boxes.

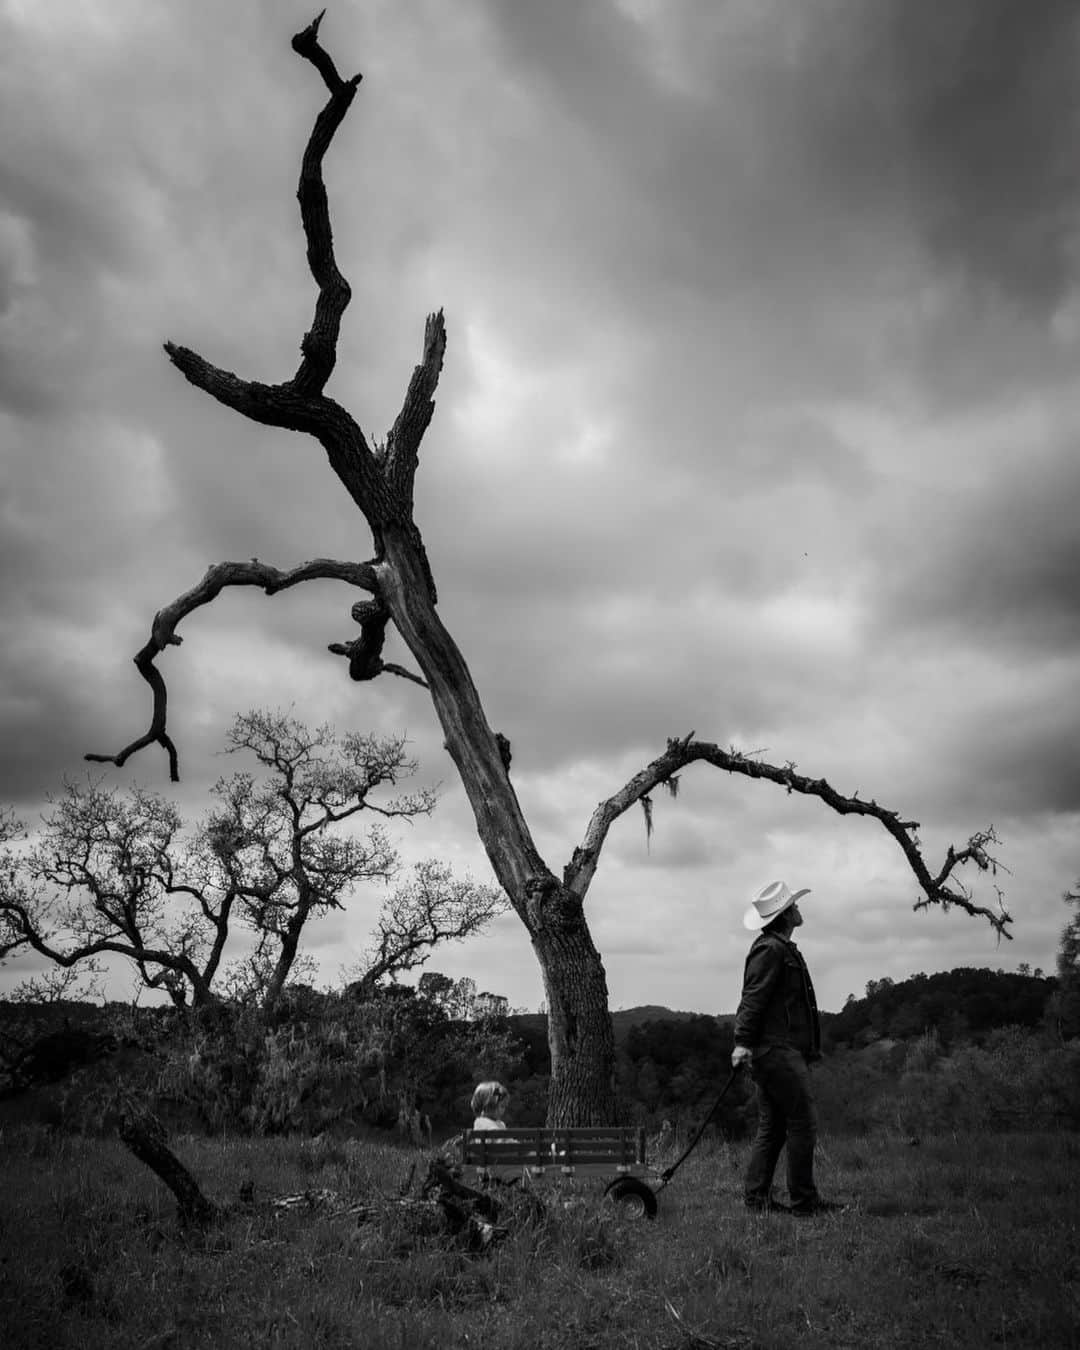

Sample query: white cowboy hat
[743,879,811,931]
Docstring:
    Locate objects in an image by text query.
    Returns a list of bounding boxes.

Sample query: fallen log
[114,1100,526,1251]
[116,1096,217,1227]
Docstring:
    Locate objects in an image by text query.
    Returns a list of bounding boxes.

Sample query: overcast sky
[2,0,1079,1015]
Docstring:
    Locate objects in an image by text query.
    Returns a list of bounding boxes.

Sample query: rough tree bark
[87,14,1011,1125]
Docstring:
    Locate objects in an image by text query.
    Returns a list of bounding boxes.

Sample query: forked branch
[161,10,373,467]
[93,16,452,780]
[563,736,1012,937]
[85,559,380,781]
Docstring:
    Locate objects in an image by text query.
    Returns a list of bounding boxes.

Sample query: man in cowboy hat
[731,880,844,1217]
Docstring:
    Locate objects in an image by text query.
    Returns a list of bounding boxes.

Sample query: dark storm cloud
[0,667,118,810]
[883,648,1080,821]
[0,362,52,419]
[885,0,1080,312]
[476,0,1080,351]
[964,705,1080,817]
[428,566,861,779]
[467,0,889,345]
[875,443,1080,653]
[0,151,139,282]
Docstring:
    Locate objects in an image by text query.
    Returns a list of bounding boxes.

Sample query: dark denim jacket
[733,931,821,1060]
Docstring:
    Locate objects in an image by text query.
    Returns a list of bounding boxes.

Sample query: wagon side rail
[460,1126,650,1180]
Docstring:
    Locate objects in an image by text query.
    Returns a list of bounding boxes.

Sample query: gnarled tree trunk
[530,898,617,1124]
[379,525,618,1122]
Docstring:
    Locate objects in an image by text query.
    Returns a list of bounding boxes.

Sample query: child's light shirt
[472,1116,506,1131]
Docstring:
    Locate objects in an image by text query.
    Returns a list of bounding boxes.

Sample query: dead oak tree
[88,13,1011,1125]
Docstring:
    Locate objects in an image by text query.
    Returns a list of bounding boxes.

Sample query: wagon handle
[655,1063,745,1190]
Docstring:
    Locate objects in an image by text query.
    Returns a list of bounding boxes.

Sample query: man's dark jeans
[744,1044,819,1210]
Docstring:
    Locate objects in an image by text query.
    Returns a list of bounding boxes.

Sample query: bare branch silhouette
[564,736,1011,937]
[86,559,378,780]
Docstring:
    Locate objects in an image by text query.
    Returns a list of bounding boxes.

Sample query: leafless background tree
[3,710,504,1011]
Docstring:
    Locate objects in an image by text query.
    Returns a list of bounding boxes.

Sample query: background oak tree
[3,710,503,1012]
[88,13,1011,1124]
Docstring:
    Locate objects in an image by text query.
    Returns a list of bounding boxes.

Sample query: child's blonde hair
[471,1080,509,1116]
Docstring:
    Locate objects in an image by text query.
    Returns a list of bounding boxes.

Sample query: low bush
[892,1027,1080,1135]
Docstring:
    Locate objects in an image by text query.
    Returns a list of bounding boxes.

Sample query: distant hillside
[826,967,1055,1047]
[5,967,1054,1057]
[508,969,1057,1069]
[510,1005,731,1043]
[612,1006,736,1037]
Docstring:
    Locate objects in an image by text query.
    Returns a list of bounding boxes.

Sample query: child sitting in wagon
[471,1080,511,1131]
[438,1079,513,1163]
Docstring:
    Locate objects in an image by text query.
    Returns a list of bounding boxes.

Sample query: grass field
[1,1124,1077,1349]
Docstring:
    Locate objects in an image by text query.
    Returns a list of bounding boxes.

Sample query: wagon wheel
[603,1177,658,1220]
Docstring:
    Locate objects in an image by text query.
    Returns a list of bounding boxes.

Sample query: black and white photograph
[2,3,1078,1346]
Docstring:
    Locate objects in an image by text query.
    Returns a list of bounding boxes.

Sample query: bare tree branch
[291,9,341,95]
[165,16,362,409]
[563,735,1012,937]
[380,663,430,688]
[0,926,206,988]
[384,309,448,507]
[352,861,508,993]
[158,12,389,531]
[96,15,443,779]
[160,348,316,428]
[85,634,182,779]
[162,346,389,528]
[290,10,362,394]
[85,558,379,780]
